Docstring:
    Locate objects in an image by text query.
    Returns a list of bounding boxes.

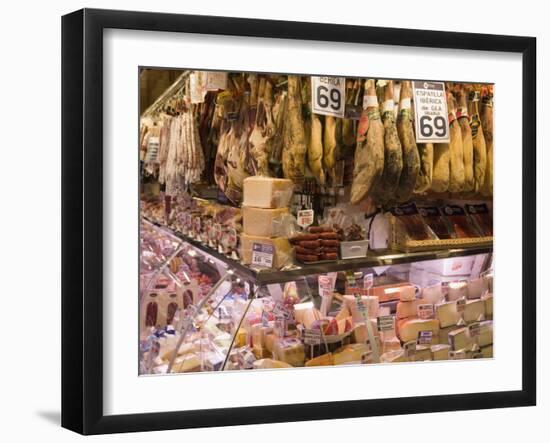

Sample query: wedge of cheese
[482,292,493,318]
[478,321,493,347]
[382,335,402,353]
[397,299,428,319]
[380,349,406,363]
[448,327,473,351]
[172,353,201,373]
[273,338,305,367]
[464,299,486,323]
[242,206,289,237]
[412,345,432,361]
[435,300,461,328]
[439,325,461,345]
[240,234,293,269]
[343,295,379,321]
[396,318,440,343]
[305,353,333,367]
[242,176,294,208]
[253,358,293,369]
[333,343,370,365]
[431,344,451,360]
[467,277,488,299]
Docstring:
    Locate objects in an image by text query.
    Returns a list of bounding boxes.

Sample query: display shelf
[143,217,493,285]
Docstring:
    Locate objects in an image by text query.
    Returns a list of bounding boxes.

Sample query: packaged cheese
[467,277,488,299]
[482,292,493,318]
[240,234,293,269]
[397,299,428,319]
[435,300,461,328]
[380,349,406,363]
[464,299,486,323]
[412,345,432,361]
[397,318,440,343]
[242,206,289,237]
[431,344,451,360]
[242,176,294,208]
[333,343,370,365]
[448,327,473,351]
[253,358,293,369]
[171,353,201,373]
[305,353,333,367]
[478,321,493,347]
[481,345,493,358]
[273,338,305,367]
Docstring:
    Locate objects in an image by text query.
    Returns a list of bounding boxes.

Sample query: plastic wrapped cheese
[380,349,406,363]
[435,300,461,328]
[431,344,451,360]
[242,176,294,208]
[240,234,293,269]
[448,327,473,351]
[273,337,305,367]
[464,299,486,323]
[397,299,428,319]
[305,353,333,367]
[478,321,493,347]
[242,206,289,237]
[397,318,440,343]
[333,343,370,365]
[252,358,293,369]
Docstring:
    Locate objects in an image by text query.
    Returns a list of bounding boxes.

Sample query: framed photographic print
[61,8,536,435]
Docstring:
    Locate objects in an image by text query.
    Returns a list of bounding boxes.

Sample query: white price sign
[206,72,228,91]
[297,209,314,228]
[412,81,450,143]
[311,76,346,118]
[251,242,274,268]
[190,72,207,104]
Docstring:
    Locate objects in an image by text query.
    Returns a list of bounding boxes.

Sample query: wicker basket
[389,214,493,253]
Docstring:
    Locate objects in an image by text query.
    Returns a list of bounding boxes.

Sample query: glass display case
[139,217,493,375]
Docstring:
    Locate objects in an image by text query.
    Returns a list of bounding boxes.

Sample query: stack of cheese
[240,176,294,269]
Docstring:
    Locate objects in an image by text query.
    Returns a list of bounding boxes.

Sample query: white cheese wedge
[464,299,486,323]
[333,343,370,365]
[477,321,493,347]
[447,281,468,301]
[448,327,473,351]
[242,206,289,237]
[240,234,293,269]
[242,176,294,208]
[435,300,461,328]
[467,277,488,299]
[396,318,440,343]
[397,299,428,319]
[431,344,451,360]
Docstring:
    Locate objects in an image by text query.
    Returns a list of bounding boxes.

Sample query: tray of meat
[418,206,454,239]
[388,203,436,241]
[442,205,481,238]
[465,203,493,236]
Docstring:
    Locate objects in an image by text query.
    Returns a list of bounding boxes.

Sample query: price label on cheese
[318,275,333,298]
[417,304,434,319]
[412,81,450,143]
[303,328,322,345]
[456,297,467,313]
[206,71,228,91]
[251,242,274,268]
[468,322,481,337]
[417,330,433,345]
[377,315,395,332]
[297,209,315,228]
[311,76,346,118]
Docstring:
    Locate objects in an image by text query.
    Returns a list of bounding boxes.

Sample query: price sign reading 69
[311,76,346,118]
[412,81,450,143]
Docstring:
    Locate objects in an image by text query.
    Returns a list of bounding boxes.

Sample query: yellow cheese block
[240,234,293,269]
[478,321,493,347]
[448,327,473,351]
[380,349,406,363]
[242,206,289,237]
[397,299,428,319]
[382,335,402,353]
[305,353,334,367]
[333,343,370,365]
[481,345,493,358]
[252,358,293,369]
[464,299,486,323]
[242,176,294,208]
[343,295,379,321]
[435,300,461,328]
[482,292,493,318]
[172,353,201,373]
[235,327,247,348]
[273,338,305,367]
[335,306,351,321]
[301,308,322,329]
[431,344,451,360]
[412,345,432,361]
[264,333,277,353]
[397,318,440,343]
[439,325,461,344]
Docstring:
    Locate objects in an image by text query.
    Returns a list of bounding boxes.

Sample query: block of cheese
[242,176,294,208]
[431,344,451,360]
[447,281,468,301]
[351,320,379,344]
[482,292,493,318]
[397,299,428,319]
[172,353,201,373]
[235,327,247,348]
[464,299,486,323]
[397,318,440,343]
[252,324,273,358]
[422,283,444,304]
[333,343,370,365]
[335,306,351,321]
[344,295,379,321]
[382,335,402,353]
[467,277,489,299]
[398,285,417,302]
[478,321,493,347]
[412,345,432,361]
[481,345,493,358]
[273,338,305,367]
[240,234,293,269]
[242,206,289,237]
[301,308,322,329]
[448,327,473,351]
[264,333,277,354]
[252,358,293,369]
[380,349,406,363]
[435,300,461,328]
[305,353,333,367]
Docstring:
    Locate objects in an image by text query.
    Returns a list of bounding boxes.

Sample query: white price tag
[363,273,374,290]
[251,242,274,268]
[205,72,228,91]
[417,303,434,319]
[417,330,433,345]
[377,315,395,332]
[412,81,450,143]
[297,209,314,228]
[303,329,321,345]
[190,72,206,104]
[318,275,333,298]
[311,76,346,118]
[144,136,160,163]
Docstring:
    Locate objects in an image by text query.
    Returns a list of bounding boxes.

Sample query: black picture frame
[62,8,537,435]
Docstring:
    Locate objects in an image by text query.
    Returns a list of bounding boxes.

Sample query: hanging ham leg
[456,87,474,192]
